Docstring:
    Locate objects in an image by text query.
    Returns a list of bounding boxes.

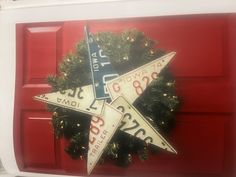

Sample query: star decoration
[34,26,177,175]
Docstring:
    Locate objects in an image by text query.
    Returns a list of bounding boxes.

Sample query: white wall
[0,159,6,174]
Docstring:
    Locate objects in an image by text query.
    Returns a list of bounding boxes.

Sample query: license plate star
[34,27,177,175]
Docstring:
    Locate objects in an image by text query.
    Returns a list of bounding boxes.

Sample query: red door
[15,14,236,176]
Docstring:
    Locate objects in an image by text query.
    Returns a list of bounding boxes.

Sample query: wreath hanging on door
[44,29,180,166]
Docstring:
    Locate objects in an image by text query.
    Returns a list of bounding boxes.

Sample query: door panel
[15,15,236,176]
[24,26,61,85]
[22,111,55,168]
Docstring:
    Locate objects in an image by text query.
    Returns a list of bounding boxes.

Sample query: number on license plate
[106,52,176,103]
[111,96,177,153]
[34,85,105,116]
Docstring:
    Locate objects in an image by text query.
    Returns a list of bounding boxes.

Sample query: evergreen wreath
[47,29,180,166]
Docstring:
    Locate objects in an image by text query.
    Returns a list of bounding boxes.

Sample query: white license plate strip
[87,103,123,174]
[34,85,105,116]
[106,52,176,103]
[111,96,177,154]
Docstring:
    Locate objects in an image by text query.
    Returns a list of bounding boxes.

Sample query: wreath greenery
[47,29,180,166]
